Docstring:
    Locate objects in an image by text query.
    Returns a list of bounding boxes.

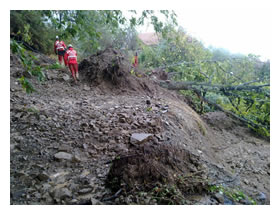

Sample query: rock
[146,100,151,105]
[54,152,73,161]
[257,192,266,202]
[91,198,103,205]
[243,179,249,185]
[119,117,126,123]
[155,134,163,141]
[78,187,93,195]
[213,193,224,204]
[19,175,33,187]
[164,121,170,126]
[12,189,26,199]
[80,170,91,178]
[83,85,91,91]
[239,197,251,205]
[51,187,72,201]
[223,196,234,205]
[50,171,69,183]
[41,183,52,193]
[73,154,82,163]
[58,144,72,152]
[42,192,53,204]
[63,75,70,81]
[37,172,50,181]
[130,133,153,144]
[34,192,41,199]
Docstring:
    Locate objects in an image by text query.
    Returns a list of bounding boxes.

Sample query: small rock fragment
[54,152,73,161]
[213,193,224,204]
[130,133,153,144]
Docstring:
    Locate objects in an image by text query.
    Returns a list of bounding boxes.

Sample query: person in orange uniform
[64,44,79,83]
[54,36,67,66]
[133,52,138,67]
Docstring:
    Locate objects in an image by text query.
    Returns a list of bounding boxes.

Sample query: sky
[137,8,271,60]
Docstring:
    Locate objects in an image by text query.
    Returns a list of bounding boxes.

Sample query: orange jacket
[64,47,78,64]
[54,40,66,54]
[133,56,138,67]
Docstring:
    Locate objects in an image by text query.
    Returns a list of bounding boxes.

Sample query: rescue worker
[64,44,79,83]
[132,52,138,67]
[54,36,67,66]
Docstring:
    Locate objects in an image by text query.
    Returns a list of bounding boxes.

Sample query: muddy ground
[10,50,270,205]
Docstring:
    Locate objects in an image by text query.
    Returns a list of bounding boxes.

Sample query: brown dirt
[10,50,270,205]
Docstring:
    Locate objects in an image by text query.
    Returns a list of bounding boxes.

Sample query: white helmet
[68,44,73,48]
[56,35,59,39]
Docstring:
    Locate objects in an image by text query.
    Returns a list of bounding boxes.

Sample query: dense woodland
[10,10,270,136]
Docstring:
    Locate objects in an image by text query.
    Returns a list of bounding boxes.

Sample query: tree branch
[191,89,266,130]
[159,81,270,92]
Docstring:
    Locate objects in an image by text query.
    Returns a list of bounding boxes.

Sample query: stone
[12,189,26,199]
[54,152,73,161]
[73,154,82,163]
[164,121,170,126]
[37,172,50,181]
[34,192,41,199]
[130,133,153,144]
[19,175,33,187]
[119,117,126,123]
[42,192,53,204]
[52,187,72,201]
[41,183,52,193]
[63,75,70,81]
[78,187,93,195]
[243,179,249,185]
[84,85,91,91]
[213,193,224,204]
[58,144,71,152]
[91,198,103,205]
[257,192,266,202]
[146,100,151,105]
[223,196,234,205]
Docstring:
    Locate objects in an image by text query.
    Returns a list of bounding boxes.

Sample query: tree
[139,24,270,137]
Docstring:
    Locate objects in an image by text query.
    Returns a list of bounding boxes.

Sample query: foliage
[139,24,269,137]
[10,10,57,54]
[10,10,177,58]
[11,39,45,93]
[208,184,256,204]
[150,184,186,205]
[47,62,63,70]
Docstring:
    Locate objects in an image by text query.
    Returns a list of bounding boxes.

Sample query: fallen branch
[102,188,123,201]
[159,81,270,92]
[192,88,267,130]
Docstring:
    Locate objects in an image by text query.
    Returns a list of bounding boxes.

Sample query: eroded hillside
[10,50,269,205]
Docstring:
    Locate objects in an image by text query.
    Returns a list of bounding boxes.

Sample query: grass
[196,120,206,136]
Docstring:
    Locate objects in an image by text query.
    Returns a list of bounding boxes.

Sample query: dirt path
[10,52,269,205]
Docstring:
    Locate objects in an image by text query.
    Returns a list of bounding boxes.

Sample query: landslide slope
[10,50,269,205]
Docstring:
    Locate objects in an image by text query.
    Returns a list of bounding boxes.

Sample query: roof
[138,33,160,46]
